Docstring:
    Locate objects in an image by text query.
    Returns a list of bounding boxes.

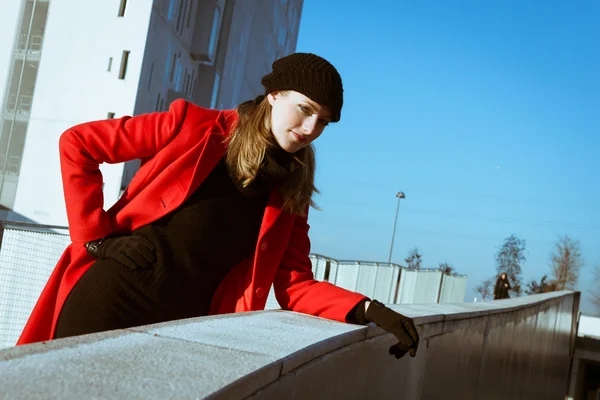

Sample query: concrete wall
[568,315,600,400]
[0,291,578,399]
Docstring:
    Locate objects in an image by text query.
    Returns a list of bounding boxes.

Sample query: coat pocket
[159,169,186,209]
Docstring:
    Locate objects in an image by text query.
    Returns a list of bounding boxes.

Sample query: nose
[302,115,318,135]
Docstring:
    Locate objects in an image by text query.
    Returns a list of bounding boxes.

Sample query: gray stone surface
[129,310,366,375]
[0,291,579,400]
[0,331,279,400]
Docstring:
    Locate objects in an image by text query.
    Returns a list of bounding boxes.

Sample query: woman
[494,273,511,300]
[17,53,418,359]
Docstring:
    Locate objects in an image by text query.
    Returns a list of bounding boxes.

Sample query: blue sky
[295,0,600,312]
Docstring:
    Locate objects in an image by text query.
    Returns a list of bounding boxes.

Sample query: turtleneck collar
[267,141,295,172]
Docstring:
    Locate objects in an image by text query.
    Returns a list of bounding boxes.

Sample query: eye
[298,105,311,115]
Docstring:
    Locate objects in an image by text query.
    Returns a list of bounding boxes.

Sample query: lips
[291,131,307,142]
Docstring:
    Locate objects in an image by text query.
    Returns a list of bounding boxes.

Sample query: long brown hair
[225,94,318,215]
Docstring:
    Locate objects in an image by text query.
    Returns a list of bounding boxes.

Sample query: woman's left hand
[364,300,420,359]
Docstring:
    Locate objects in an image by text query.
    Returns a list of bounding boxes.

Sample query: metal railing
[0,221,70,348]
[0,222,468,347]
[265,254,468,309]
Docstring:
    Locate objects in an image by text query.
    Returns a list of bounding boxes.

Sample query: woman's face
[268,91,333,153]
[501,273,507,280]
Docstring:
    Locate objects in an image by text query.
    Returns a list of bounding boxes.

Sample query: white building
[0,0,303,226]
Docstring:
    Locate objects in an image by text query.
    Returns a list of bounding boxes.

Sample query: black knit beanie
[261,52,343,122]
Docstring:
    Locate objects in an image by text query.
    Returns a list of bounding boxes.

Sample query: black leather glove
[364,299,419,359]
[85,236,156,270]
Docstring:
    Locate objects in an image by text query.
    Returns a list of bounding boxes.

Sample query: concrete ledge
[0,291,579,399]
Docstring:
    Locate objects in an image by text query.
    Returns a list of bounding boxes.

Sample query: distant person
[17,53,419,359]
[494,273,511,300]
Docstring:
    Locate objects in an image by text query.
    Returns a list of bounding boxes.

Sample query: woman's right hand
[86,236,156,270]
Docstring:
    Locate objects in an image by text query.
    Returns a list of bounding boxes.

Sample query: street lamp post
[387,191,406,264]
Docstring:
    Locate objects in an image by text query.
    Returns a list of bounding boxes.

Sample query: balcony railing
[0,155,22,175]
[16,33,43,54]
[4,93,33,116]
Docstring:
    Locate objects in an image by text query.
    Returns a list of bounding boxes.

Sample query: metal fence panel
[372,265,399,303]
[455,276,467,302]
[310,256,327,281]
[396,269,418,304]
[355,264,378,296]
[413,270,443,304]
[439,274,454,303]
[439,275,468,303]
[333,262,359,291]
[328,261,339,284]
[0,228,69,348]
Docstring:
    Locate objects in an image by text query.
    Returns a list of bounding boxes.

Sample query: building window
[210,72,220,109]
[118,0,128,17]
[208,7,221,61]
[175,63,182,91]
[176,0,185,34]
[107,112,115,119]
[118,50,130,80]
[147,62,154,91]
[168,0,176,20]
[107,57,113,72]
[184,68,189,94]
[186,1,193,28]
[169,53,176,82]
[190,69,196,97]
[155,92,161,111]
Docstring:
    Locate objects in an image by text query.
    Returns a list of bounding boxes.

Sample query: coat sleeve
[273,210,367,323]
[59,99,189,242]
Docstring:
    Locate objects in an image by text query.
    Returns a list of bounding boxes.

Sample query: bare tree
[405,247,422,270]
[525,275,559,295]
[475,279,493,300]
[550,235,582,290]
[439,262,454,275]
[495,234,526,296]
[590,263,600,313]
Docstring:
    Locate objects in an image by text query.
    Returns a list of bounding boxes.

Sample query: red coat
[17,99,366,345]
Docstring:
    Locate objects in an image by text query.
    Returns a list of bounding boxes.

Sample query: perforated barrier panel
[439,274,468,303]
[0,227,70,348]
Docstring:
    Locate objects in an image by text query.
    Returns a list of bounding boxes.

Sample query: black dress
[55,152,291,338]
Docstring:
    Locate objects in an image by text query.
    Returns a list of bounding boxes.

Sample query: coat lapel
[185,110,237,198]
